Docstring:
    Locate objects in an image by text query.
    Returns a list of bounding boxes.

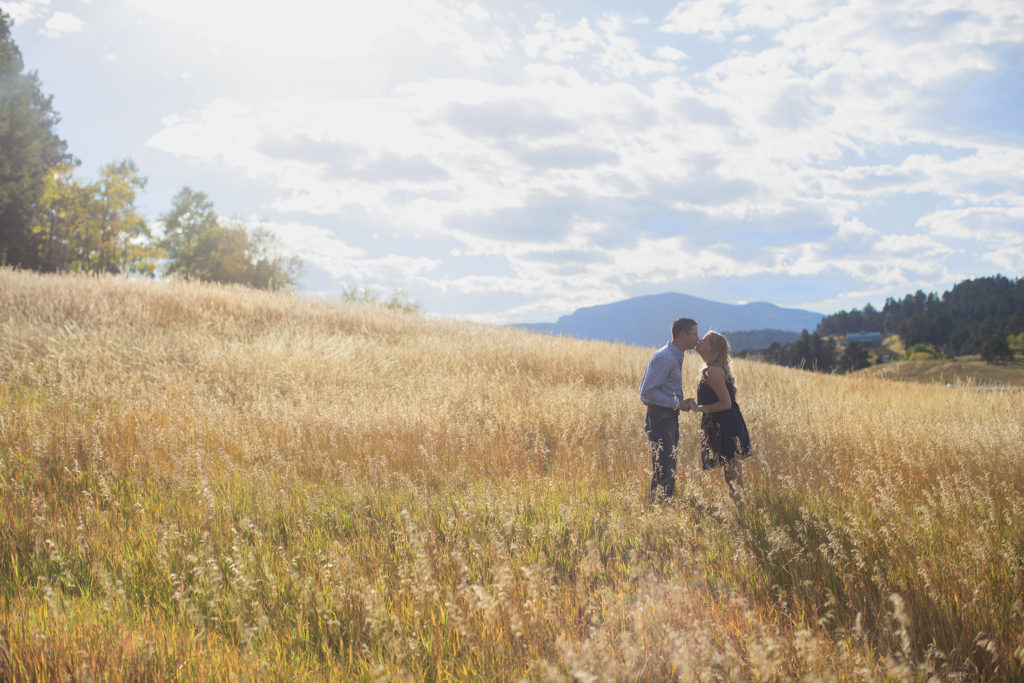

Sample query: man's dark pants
[645,406,679,501]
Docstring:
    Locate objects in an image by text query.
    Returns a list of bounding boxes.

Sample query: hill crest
[515,292,823,349]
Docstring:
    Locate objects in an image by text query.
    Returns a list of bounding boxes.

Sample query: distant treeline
[817,275,1024,357]
[0,12,299,290]
[738,330,871,374]
[721,329,801,353]
[748,275,1023,371]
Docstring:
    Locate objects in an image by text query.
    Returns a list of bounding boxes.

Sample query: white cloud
[0,0,49,25]
[124,0,506,67]
[836,218,877,238]
[660,0,832,39]
[149,2,1018,231]
[655,45,689,61]
[875,233,955,256]
[522,16,600,61]
[39,10,83,37]
[659,0,741,40]
[595,14,677,78]
[126,0,1024,321]
[252,219,441,283]
[984,245,1024,272]
[917,207,1024,239]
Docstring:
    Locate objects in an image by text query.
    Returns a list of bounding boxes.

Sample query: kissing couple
[639,317,753,503]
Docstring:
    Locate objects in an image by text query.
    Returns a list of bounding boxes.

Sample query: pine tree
[0,11,72,267]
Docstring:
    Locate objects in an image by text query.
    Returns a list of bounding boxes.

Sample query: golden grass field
[1,267,1022,681]
[859,358,1024,389]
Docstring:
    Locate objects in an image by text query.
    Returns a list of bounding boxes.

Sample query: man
[639,317,699,501]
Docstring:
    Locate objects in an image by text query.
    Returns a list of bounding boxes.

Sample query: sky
[4,0,1023,324]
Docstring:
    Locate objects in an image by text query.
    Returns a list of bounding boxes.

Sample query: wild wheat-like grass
[1,267,1022,680]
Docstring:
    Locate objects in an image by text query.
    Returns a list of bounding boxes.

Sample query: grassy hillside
[1,268,1023,680]
[859,356,1024,388]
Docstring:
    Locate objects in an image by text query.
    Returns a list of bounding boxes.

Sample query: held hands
[677,398,698,412]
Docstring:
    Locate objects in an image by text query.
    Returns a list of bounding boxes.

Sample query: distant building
[842,331,882,348]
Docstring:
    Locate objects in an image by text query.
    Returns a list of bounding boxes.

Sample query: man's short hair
[671,317,697,340]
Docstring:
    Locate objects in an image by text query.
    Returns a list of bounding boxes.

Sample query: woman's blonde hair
[700,331,735,384]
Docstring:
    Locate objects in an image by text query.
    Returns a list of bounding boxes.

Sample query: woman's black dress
[697,377,752,470]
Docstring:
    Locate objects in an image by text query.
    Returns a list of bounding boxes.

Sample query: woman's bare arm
[697,366,732,413]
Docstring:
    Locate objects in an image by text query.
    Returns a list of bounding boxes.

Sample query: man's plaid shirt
[639,342,686,410]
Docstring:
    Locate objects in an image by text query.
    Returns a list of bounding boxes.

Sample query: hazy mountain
[515,292,823,350]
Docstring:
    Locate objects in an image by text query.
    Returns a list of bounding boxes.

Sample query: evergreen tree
[839,341,871,373]
[0,11,72,267]
[862,302,884,330]
[815,332,837,371]
[791,330,813,369]
[978,317,1013,364]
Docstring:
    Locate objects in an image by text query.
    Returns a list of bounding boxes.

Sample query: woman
[690,331,752,500]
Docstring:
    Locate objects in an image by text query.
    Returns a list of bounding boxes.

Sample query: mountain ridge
[514,292,823,350]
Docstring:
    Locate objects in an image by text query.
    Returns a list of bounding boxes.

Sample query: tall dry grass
[1,267,1022,681]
